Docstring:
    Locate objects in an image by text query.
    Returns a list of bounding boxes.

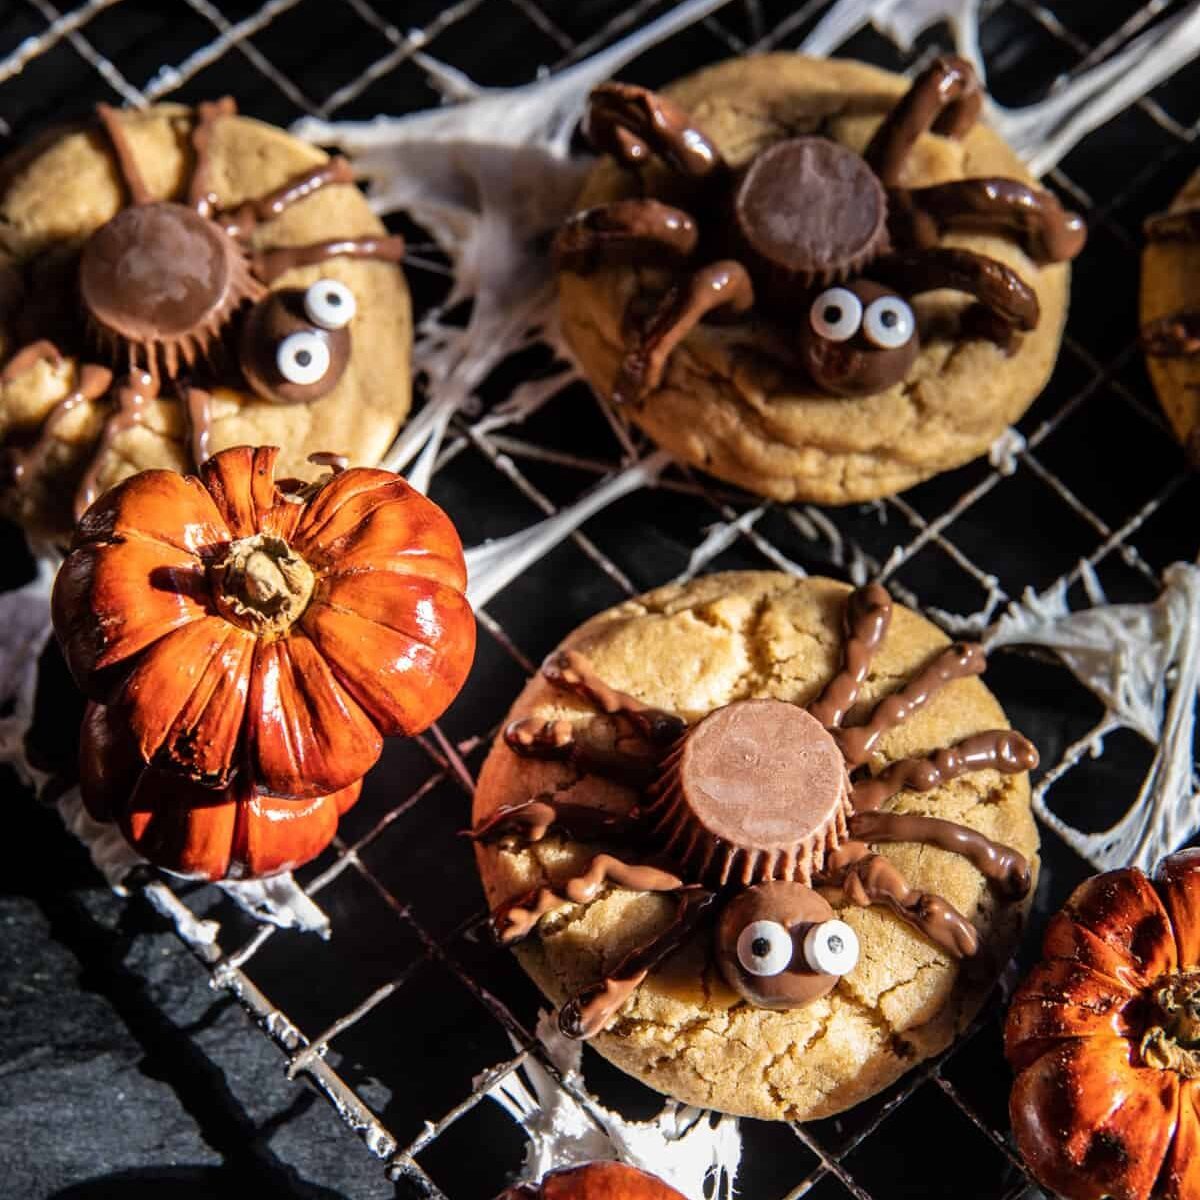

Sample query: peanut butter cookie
[556,55,1081,504]
[0,100,411,540]
[472,572,1039,1120]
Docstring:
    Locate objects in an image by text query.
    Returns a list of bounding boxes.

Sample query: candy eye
[737,920,793,977]
[304,279,356,330]
[803,919,860,976]
[809,287,863,342]
[862,296,915,349]
[276,331,330,385]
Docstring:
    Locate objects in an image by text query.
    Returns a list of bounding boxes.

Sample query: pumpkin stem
[210,533,315,636]
[1140,974,1200,1079]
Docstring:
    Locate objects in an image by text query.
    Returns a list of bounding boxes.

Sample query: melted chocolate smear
[468,796,643,847]
[96,103,153,207]
[583,82,722,179]
[183,384,213,466]
[218,158,356,239]
[850,809,1031,900]
[836,641,987,767]
[871,247,1039,336]
[74,370,158,519]
[2,339,63,383]
[553,199,698,274]
[897,179,1086,264]
[542,651,687,745]
[851,729,1038,811]
[308,451,348,473]
[823,840,979,957]
[864,56,982,188]
[613,259,754,406]
[252,234,406,285]
[493,852,684,944]
[560,886,717,1039]
[809,583,892,729]
[1145,207,1200,243]
[188,97,237,217]
[505,714,662,789]
[1141,311,1200,358]
[4,363,113,488]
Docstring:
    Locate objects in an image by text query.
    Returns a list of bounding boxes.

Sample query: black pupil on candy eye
[828,934,844,954]
[880,309,898,328]
[326,292,341,306]
[751,936,771,958]
[295,349,312,367]
[822,305,842,325]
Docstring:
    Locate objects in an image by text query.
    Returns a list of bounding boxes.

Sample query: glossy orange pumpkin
[80,701,359,881]
[1006,850,1200,1200]
[52,445,475,799]
[496,1163,686,1200]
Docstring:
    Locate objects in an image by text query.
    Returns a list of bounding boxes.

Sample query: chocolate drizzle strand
[474,583,1036,1037]
[0,97,409,520]
[560,55,1084,404]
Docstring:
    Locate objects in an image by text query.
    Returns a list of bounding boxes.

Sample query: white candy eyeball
[862,295,915,349]
[809,287,863,342]
[303,279,357,330]
[276,331,331,385]
[736,920,794,977]
[803,919,859,976]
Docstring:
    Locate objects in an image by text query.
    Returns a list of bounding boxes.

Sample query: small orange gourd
[1006,850,1200,1200]
[80,702,358,881]
[52,445,475,799]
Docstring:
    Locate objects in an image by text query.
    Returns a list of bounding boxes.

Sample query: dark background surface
[1,0,1199,1197]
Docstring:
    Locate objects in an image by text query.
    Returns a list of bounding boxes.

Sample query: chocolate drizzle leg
[824,840,980,957]
[851,729,1039,811]
[5,363,112,485]
[1141,311,1200,358]
[252,234,407,285]
[560,887,717,1039]
[75,370,159,518]
[217,158,357,238]
[2,340,64,383]
[850,810,1031,899]
[96,103,153,205]
[182,384,214,466]
[493,853,684,944]
[553,200,699,274]
[836,641,987,767]
[505,714,660,788]
[613,260,755,405]
[482,583,1036,1033]
[808,582,892,728]
[583,82,724,179]
[1145,207,1200,243]
[863,56,983,187]
[188,97,237,217]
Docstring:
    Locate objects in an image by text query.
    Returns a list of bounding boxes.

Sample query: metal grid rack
[3,0,1200,1196]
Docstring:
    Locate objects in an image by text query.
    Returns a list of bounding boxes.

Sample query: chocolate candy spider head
[799,279,920,396]
[716,881,859,1008]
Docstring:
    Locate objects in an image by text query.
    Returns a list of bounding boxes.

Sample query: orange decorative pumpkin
[80,701,358,881]
[52,445,475,799]
[496,1163,686,1200]
[1006,850,1200,1200]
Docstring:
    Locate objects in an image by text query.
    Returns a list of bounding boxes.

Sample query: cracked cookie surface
[471,571,1039,1120]
[557,55,1071,504]
[1141,167,1200,464]
[0,104,412,539]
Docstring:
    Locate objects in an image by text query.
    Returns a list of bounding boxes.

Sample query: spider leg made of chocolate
[1141,205,1200,360]
[553,56,1086,402]
[472,584,1037,1040]
[0,98,407,520]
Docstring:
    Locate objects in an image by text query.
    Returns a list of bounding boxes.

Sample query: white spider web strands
[483,1012,741,1200]
[800,0,1200,174]
[985,563,1200,872]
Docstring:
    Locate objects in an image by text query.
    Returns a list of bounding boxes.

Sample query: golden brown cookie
[0,101,412,540]
[1141,168,1200,467]
[557,55,1077,503]
[472,572,1039,1121]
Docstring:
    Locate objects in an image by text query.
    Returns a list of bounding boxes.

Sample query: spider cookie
[1141,168,1200,467]
[556,55,1084,503]
[0,99,411,539]
[471,572,1039,1120]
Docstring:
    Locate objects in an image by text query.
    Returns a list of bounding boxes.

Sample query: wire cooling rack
[4,0,1200,1197]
